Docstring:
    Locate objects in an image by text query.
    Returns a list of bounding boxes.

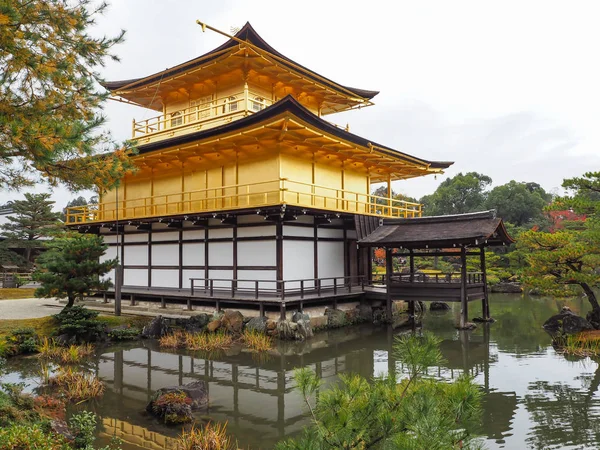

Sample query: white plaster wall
[237,270,277,290]
[100,245,118,263]
[208,270,233,288]
[208,242,233,266]
[283,225,313,237]
[182,243,205,266]
[124,269,148,287]
[151,269,179,288]
[151,244,178,266]
[124,246,148,266]
[237,225,275,238]
[182,229,205,240]
[317,241,345,285]
[317,228,344,238]
[104,269,115,284]
[182,270,205,289]
[124,233,149,243]
[208,228,233,239]
[283,240,314,288]
[102,235,117,244]
[238,241,275,266]
[152,231,179,242]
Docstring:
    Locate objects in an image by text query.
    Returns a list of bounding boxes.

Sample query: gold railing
[65,179,422,224]
[132,91,272,139]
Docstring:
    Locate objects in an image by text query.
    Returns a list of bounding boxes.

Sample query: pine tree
[1,193,61,265]
[276,334,483,449]
[33,233,116,309]
[0,0,135,191]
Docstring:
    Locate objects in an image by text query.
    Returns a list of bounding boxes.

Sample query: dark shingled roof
[136,95,453,171]
[357,210,514,248]
[103,22,379,100]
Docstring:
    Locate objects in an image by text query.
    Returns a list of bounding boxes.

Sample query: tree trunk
[64,294,75,309]
[581,282,600,310]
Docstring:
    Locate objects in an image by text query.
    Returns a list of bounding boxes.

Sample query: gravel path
[0,297,61,320]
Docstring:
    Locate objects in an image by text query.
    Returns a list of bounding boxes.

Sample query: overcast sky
[6,0,600,208]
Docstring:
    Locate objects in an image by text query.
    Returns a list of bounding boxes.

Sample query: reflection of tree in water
[524,362,600,449]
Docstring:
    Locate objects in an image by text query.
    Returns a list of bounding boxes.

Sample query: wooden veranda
[357,211,514,328]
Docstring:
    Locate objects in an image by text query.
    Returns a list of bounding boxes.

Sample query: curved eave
[102,22,378,102]
[134,95,451,173]
[358,210,515,248]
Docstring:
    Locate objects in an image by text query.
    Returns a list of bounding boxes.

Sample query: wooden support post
[103,292,108,304]
[160,297,166,309]
[187,297,192,311]
[130,294,135,306]
[460,246,468,328]
[216,299,221,313]
[409,249,415,282]
[385,247,393,321]
[480,247,490,319]
[259,302,264,318]
[280,303,286,321]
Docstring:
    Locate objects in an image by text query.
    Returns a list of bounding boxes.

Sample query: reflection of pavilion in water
[95,325,518,449]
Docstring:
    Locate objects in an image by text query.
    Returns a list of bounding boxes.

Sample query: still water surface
[5,293,600,449]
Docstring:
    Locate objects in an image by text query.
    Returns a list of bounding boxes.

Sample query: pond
[3,293,600,449]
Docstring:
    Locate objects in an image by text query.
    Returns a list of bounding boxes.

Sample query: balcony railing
[65,178,422,224]
[132,91,273,141]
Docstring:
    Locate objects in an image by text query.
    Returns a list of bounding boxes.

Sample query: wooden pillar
[385,247,393,321]
[276,220,283,295]
[460,246,468,328]
[480,247,490,319]
[409,248,414,282]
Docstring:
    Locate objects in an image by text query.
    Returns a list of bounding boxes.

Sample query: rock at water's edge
[490,282,523,293]
[142,316,170,338]
[146,380,208,412]
[245,316,268,333]
[430,302,451,311]
[221,310,244,334]
[543,309,593,335]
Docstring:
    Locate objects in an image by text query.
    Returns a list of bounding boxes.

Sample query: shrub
[53,305,105,342]
[108,327,140,341]
[159,330,185,349]
[3,327,38,356]
[37,339,95,364]
[0,423,68,450]
[70,410,97,449]
[184,331,233,352]
[177,422,236,450]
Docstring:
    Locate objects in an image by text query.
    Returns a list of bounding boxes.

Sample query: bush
[70,411,97,449]
[2,328,38,356]
[53,306,105,342]
[108,327,140,341]
[0,423,68,450]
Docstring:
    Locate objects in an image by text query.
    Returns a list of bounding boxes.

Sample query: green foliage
[34,233,116,308]
[108,327,140,341]
[70,411,98,449]
[0,422,69,450]
[371,185,418,204]
[420,172,492,216]
[555,171,600,216]
[484,180,550,226]
[0,193,61,265]
[2,327,39,356]
[0,0,135,191]
[276,333,483,449]
[52,306,104,342]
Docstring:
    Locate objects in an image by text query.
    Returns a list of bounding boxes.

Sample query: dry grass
[177,422,236,450]
[37,338,94,363]
[562,331,600,357]
[241,329,273,352]
[0,317,56,341]
[48,367,105,402]
[0,288,37,300]
[159,330,234,352]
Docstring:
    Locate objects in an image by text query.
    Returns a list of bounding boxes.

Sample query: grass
[562,330,600,357]
[177,422,236,450]
[0,288,37,300]
[37,338,95,363]
[48,367,105,402]
[241,329,273,352]
[159,330,234,351]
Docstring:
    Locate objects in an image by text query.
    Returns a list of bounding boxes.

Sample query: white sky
[4,0,600,208]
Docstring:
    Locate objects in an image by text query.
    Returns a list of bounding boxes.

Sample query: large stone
[50,420,74,441]
[543,307,593,336]
[587,309,600,330]
[206,319,221,333]
[291,311,310,323]
[221,310,244,334]
[176,314,211,333]
[142,316,170,338]
[277,319,313,340]
[357,304,373,322]
[246,316,268,333]
[430,302,451,311]
[491,282,523,293]
[325,308,347,328]
[147,381,208,412]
